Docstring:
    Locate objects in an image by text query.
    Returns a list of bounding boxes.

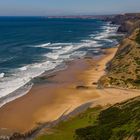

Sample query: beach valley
[0,13,140,140]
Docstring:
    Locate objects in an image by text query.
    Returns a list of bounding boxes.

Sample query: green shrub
[135,29,140,44]
[75,98,140,140]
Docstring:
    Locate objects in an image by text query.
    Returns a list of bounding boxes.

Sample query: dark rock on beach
[76,85,89,89]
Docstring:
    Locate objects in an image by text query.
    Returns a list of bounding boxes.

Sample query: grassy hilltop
[36,97,140,140]
[75,97,140,140]
[36,107,101,140]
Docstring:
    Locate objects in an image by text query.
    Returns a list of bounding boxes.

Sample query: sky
[0,0,140,16]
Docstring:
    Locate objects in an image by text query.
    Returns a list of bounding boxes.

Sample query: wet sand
[0,47,140,136]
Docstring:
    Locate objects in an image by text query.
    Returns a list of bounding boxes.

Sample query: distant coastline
[46,14,116,20]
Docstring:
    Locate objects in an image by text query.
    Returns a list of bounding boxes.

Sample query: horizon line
[0,12,139,17]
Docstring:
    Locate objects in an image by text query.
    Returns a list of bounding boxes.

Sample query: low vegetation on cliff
[99,28,140,89]
[99,13,140,89]
[36,107,101,140]
[75,97,140,140]
[136,29,140,44]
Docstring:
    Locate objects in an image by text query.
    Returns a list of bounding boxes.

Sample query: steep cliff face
[99,29,140,89]
[117,20,140,34]
[106,13,140,34]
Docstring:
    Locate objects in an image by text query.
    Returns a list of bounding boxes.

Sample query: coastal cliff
[105,13,140,34]
[99,14,140,89]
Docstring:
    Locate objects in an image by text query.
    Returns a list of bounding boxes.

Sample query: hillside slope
[75,96,140,140]
[36,96,140,140]
[99,28,140,89]
[105,13,140,34]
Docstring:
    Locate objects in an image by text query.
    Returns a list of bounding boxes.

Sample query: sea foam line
[0,83,33,108]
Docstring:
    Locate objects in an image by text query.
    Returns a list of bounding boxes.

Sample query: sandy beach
[0,47,140,136]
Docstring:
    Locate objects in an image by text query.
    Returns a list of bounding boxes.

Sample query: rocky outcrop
[105,13,140,34]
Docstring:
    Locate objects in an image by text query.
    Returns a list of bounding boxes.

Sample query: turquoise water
[0,17,119,106]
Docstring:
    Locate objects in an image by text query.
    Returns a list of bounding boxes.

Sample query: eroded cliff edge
[99,13,140,89]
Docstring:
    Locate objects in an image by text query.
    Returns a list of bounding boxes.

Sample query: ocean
[0,17,120,107]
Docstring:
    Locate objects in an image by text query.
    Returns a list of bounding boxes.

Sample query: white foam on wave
[47,46,62,50]
[34,43,51,48]
[93,50,100,53]
[34,42,72,50]
[70,51,87,58]
[46,53,60,60]
[0,73,5,78]
[19,66,28,71]
[44,38,104,61]
[45,45,73,60]
[94,24,119,42]
[50,43,72,46]
[0,83,33,108]
[0,60,62,99]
